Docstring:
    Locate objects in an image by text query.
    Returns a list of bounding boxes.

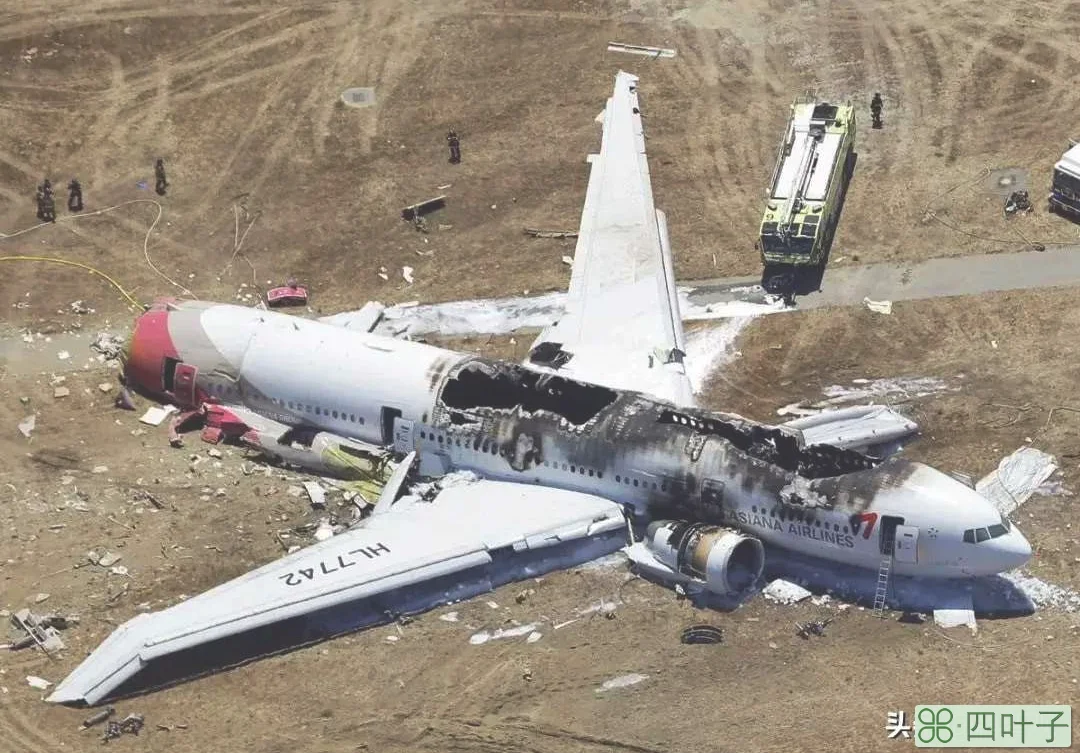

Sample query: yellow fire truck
[758,97,856,269]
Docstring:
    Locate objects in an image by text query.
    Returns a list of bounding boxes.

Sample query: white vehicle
[49,72,1030,706]
[1049,140,1080,220]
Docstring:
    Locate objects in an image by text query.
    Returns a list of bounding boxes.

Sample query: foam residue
[684,317,753,394]
[820,376,953,405]
[1001,572,1080,612]
[596,673,649,692]
[762,578,812,604]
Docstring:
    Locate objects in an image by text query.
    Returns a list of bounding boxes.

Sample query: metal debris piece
[680,624,724,645]
[81,706,115,730]
[26,675,52,690]
[103,713,144,742]
[401,195,446,222]
[523,228,578,239]
[18,415,36,438]
[1004,189,1033,216]
[98,552,122,568]
[795,618,832,639]
[90,332,126,361]
[10,609,65,653]
[607,41,676,58]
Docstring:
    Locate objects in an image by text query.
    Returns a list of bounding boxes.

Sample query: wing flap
[49,480,626,705]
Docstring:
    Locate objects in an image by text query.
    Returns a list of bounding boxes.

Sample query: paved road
[686,245,1080,310]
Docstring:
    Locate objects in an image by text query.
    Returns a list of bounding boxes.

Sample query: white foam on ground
[1001,572,1080,612]
[684,318,752,394]
[820,376,953,405]
[596,673,648,692]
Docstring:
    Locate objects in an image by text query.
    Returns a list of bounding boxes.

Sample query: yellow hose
[0,255,143,311]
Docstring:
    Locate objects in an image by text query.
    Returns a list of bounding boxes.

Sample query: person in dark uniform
[35,185,45,220]
[68,178,83,212]
[870,92,883,129]
[42,188,56,222]
[154,158,168,196]
[447,130,461,164]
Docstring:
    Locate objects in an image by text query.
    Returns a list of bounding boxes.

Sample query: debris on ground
[606,41,676,58]
[90,332,126,361]
[140,405,178,426]
[438,611,459,623]
[402,266,414,284]
[976,446,1060,515]
[53,386,70,398]
[266,280,308,308]
[115,388,136,410]
[680,624,724,644]
[18,415,35,438]
[103,714,144,742]
[762,579,812,605]
[795,618,832,639]
[1004,190,1033,216]
[469,622,540,645]
[26,675,52,690]
[81,706,116,730]
[899,611,927,624]
[303,481,326,508]
[863,297,893,315]
[401,195,446,223]
[523,228,578,239]
[595,673,649,692]
[8,608,74,653]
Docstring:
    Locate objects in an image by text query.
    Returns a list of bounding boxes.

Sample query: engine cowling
[644,520,764,596]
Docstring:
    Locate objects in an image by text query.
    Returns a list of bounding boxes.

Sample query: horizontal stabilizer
[781,405,918,452]
[49,480,626,706]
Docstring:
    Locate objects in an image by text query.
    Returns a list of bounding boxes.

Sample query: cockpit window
[964,523,1010,544]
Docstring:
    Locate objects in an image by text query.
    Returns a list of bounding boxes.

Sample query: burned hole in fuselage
[440,361,618,426]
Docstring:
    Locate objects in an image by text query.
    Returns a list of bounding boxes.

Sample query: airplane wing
[524,71,694,406]
[48,478,626,706]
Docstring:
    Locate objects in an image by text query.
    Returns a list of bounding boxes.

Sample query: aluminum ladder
[872,554,893,617]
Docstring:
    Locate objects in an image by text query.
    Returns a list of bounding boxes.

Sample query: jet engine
[641,520,765,596]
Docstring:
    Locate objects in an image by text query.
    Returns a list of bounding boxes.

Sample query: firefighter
[870,92,883,129]
[154,158,168,196]
[42,189,56,222]
[447,130,461,164]
[68,178,83,212]
[35,186,45,220]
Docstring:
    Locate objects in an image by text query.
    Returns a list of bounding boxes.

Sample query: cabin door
[893,525,919,564]
[172,363,198,407]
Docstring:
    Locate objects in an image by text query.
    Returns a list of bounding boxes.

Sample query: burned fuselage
[411,358,886,543]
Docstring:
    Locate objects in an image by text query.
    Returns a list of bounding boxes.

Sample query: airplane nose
[994,527,1033,571]
[125,305,177,395]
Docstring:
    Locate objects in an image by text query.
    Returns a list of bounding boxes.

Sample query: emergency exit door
[172,363,198,407]
[893,525,919,564]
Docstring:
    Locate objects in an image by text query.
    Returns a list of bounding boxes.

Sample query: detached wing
[48,480,626,706]
[525,71,693,406]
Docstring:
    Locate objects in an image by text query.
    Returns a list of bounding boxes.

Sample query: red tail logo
[858,512,878,539]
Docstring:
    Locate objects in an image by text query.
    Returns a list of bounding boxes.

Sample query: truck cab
[1049,141,1080,221]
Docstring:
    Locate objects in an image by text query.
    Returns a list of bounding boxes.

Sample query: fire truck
[1049,140,1080,221]
[758,97,856,271]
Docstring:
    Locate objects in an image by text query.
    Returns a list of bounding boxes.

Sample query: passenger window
[661,482,668,492]
[332,410,339,418]
[633,479,639,487]
[359,417,365,424]
[437,435,444,444]
[588,469,594,477]
[482,440,490,452]
[570,466,576,473]
[975,527,990,543]
[579,467,586,475]
[597,471,603,479]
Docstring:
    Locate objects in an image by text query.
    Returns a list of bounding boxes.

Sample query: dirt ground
[3,0,1080,751]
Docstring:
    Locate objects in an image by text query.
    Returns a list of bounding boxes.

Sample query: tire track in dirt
[0,696,66,753]
[87,53,127,188]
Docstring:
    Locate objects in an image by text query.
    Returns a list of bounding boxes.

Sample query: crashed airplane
[49,71,1031,706]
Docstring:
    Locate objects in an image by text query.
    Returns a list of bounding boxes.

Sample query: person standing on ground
[870,93,883,129]
[154,158,168,196]
[68,178,83,212]
[447,130,461,164]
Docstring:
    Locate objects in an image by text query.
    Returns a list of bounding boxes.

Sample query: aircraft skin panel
[47,480,626,706]
[529,70,693,406]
